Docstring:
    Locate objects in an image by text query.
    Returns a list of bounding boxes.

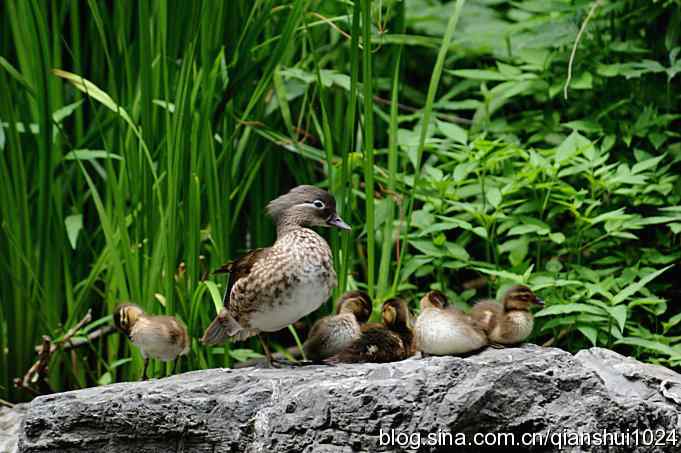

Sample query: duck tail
[201,309,250,345]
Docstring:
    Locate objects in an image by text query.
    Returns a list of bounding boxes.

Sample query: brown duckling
[200,185,351,367]
[470,284,544,346]
[303,291,372,362]
[326,298,413,364]
[414,290,487,356]
[114,303,190,380]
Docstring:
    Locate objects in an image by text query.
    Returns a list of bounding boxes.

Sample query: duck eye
[312,200,325,209]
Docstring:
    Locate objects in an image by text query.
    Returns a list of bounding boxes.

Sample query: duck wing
[213,248,269,305]
[202,248,269,345]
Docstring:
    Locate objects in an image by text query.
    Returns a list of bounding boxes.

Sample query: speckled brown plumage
[201,186,351,365]
[470,284,544,346]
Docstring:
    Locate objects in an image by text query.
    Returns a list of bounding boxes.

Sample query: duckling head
[382,298,411,331]
[419,290,449,311]
[501,285,544,311]
[337,290,372,323]
[266,185,350,230]
[113,303,144,336]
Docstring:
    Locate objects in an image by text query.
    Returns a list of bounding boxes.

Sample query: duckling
[113,303,190,380]
[414,290,487,356]
[303,291,372,362]
[470,284,544,346]
[201,185,351,367]
[326,298,413,363]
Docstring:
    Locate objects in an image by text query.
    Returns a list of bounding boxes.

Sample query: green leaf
[64,214,83,250]
[229,349,264,362]
[612,265,673,304]
[437,120,467,144]
[555,131,593,164]
[606,305,628,333]
[577,325,598,346]
[549,232,565,243]
[632,154,665,174]
[615,338,681,358]
[203,280,224,314]
[448,69,508,80]
[507,224,549,236]
[410,240,445,257]
[486,187,502,208]
[63,149,123,161]
[534,303,606,317]
[445,241,470,261]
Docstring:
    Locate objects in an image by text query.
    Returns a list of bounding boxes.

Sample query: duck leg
[141,357,150,381]
[257,333,300,368]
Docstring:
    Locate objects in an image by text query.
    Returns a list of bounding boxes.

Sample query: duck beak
[327,214,351,230]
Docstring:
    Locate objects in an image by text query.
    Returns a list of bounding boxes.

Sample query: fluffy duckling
[303,291,372,362]
[114,303,190,380]
[414,290,487,356]
[326,298,413,364]
[470,284,544,346]
[201,185,351,367]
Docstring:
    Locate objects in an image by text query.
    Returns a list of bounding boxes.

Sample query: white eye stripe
[296,200,327,210]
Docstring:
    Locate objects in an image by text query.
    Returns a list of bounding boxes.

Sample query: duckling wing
[154,315,190,355]
[303,316,332,362]
[470,299,503,334]
[131,318,185,361]
[326,327,405,363]
[304,315,360,362]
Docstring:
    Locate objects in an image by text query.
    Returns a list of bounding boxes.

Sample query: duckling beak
[327,214,351,230]
[534,298,545,306]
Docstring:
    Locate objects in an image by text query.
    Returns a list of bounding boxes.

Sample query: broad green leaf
[612,265,673,304]
[632,154,665,174]
[534,303,606,317]
[445,241,470,261]
[615,338,681,358]
[486,187,502,208]
[577,325,598,346]
[606,305,628,333]
[437,120,467,144]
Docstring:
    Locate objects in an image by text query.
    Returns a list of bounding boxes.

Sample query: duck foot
[489,343,506,349]
[261,357,304,368]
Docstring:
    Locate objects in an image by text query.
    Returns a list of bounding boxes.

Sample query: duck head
[266,185,350,230]
[382,298,411,331]
[501,285,544,311]
[337,290,372,323]
[419,290,449,311]
[113,303,144,336]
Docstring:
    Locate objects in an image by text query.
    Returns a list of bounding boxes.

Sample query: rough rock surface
[18,345,681,452]
[1,404,26,453]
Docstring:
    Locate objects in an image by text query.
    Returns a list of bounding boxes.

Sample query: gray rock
[1,404,27,453]
[18,345,681,452]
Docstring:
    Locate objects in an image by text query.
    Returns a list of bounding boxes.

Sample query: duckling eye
[312,199,325,209]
